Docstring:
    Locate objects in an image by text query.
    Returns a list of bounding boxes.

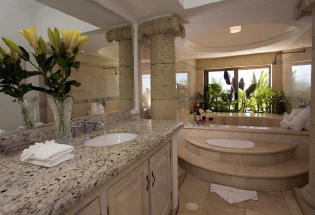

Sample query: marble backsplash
[0,111,131,154]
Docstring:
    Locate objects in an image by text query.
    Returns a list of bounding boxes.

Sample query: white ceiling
[34,0,312,59]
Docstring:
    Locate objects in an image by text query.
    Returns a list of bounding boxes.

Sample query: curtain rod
[272,49,306,65]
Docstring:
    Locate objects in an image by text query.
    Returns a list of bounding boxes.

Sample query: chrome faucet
[95,120,106,135]
[84,120,106,135]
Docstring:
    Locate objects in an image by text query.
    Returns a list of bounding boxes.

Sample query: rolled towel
[20,140,74,162]
[280,119,290,128]
[305,120,311,131]
[284,108,304,121]
[289,107,311,131]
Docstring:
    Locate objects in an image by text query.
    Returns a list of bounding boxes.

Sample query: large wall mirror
[0,0,134,132]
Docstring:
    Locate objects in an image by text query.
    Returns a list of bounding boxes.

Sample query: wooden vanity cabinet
[108,142,172,215]
[107,161,150,215]
[149,143,172,215]
[67,141,175,215]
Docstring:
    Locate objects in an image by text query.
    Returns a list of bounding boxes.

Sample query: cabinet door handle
[151,171,156,187]
[146,174,150,191]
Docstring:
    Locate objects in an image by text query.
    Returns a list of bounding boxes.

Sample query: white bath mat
[210,183,258,204]
[206,139,255,149]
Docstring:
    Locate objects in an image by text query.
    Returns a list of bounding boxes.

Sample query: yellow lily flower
[61,29,73,51]
[68,29,80,50]
[78,35,88,48]
[61,29,88,52]
[19,27,39,52]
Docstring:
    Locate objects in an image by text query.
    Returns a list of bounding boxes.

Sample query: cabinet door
[76,197,101,215]
[150,143,172,215]
[107,161,149,215]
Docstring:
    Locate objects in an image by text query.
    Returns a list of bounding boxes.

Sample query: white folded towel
[24,153,75,168]
[20,140,74,167]
[210,183,258,204]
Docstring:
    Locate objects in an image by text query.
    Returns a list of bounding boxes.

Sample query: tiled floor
[177,174,303,215]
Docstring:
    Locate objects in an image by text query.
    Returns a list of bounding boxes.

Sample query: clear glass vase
[17,98,35,129]
[47,96,74,144]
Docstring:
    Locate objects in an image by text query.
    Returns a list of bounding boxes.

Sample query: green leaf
[54,28,60,46]
[19,46,29,61]
[56,57,66,68]
[246,83,257,99]
[72,61,80,69]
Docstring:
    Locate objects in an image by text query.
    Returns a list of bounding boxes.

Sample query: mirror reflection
[0,0,133,132]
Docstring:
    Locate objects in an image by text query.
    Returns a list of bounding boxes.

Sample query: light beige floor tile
[282,190,303,215]
[235,192,291,215]
[245,209,266,215]
[202,192,245,215]
[178,174,209,215]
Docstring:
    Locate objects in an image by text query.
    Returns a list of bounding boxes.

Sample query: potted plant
[0,38,40,129]
[19,27,88,143]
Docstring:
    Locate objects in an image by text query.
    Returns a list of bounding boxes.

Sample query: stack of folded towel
[280,107,311,131]
[20,140,74,167]
[88,102,105,115]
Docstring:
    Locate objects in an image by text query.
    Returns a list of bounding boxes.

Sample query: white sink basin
[84,133,138,147]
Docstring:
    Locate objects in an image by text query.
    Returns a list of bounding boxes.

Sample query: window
[205,67,270,90]
[291,64,311,102]
[176,72,188,86]
[204,66,271,111]
[238,67,270,90]
[142,74,151,109]
[207,70,234,92]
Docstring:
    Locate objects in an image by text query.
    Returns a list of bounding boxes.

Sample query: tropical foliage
[204,70,289,114]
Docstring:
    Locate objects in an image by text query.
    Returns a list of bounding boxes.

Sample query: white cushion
[289,107,311,131]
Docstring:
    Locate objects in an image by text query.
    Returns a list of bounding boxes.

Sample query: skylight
[178,0,224,9]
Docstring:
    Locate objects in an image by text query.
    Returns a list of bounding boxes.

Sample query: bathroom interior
[0,0,314,215]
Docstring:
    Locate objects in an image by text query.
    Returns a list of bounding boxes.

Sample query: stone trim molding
[140,15,185,38]
[106,25,132,42]
[295,0,315,19]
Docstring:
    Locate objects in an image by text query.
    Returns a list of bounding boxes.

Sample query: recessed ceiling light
[81,50,86,53]
[179,0,224,9]
[230,26,242,34]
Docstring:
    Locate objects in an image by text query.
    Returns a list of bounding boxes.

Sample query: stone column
[294,1,315,214]
[140,16,185,120]
[106,25,134,112]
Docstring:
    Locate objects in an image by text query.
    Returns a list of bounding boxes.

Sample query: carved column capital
[295,0,315,19]
[106,25,132,42]
[139,15,185,38]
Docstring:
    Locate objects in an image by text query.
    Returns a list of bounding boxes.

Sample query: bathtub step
[178,143,308,191]
[185,137,297,166]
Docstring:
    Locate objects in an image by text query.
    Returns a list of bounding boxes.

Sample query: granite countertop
[0,119,183,215]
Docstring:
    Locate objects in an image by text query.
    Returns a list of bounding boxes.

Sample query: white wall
[0,0,38,130]
[35,6,97,39]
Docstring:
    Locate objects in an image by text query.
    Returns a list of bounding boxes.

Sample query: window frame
[203,65,271,111]
[204,65,272,88]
